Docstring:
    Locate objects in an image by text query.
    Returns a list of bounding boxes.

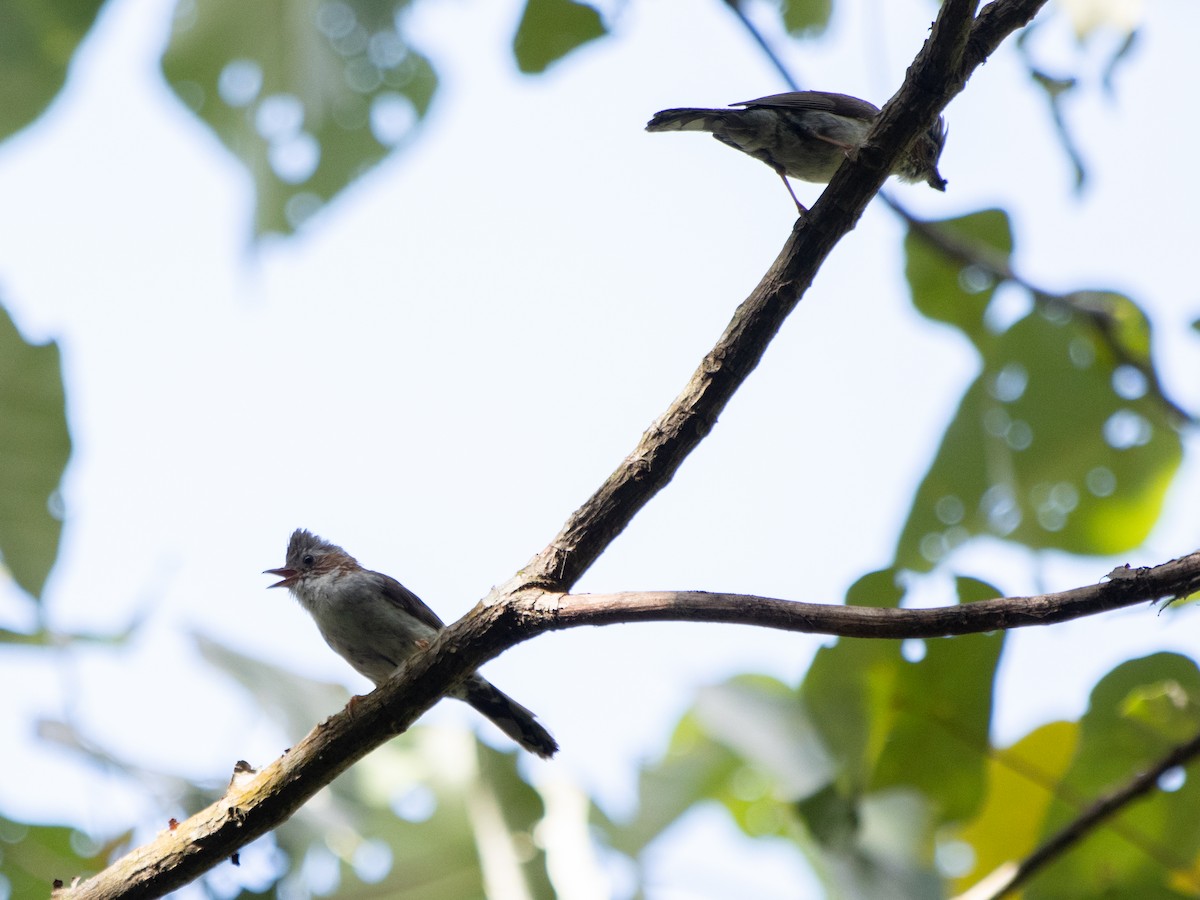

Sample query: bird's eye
[302,554,315,566]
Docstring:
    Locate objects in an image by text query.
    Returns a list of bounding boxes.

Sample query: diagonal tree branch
[885,196,1193,425]
[54,1,1054,896]
[517,0,1033,593]
[962,726,1200,900]
[719,0,801,91]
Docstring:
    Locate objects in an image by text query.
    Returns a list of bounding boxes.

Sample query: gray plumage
[266,529,558,758]
[647,90,947,208]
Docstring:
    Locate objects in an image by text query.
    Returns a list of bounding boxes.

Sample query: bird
[646,90,947,213]
[265,528,558,758]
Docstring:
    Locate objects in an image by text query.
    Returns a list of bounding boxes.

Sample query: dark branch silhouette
[971,727,1200,900]
[546,554,1200,638]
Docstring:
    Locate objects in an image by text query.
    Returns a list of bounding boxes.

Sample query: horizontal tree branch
[56,546,1200,899]
[545,552,1200,638]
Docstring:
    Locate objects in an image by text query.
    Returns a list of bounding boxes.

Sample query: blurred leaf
[1066,289,1153,367]
[35,717,210,811]
[512,0,607,75]
[805,577,1003,824]
[692,676,836,804]
[0,626,51,644]
[814,788,944,900]
[161,0,437,237]
[1028,654,1200,898]
[905,209,1012,338]
[0,0,107,142]
[868,630,1002,821]
[610,575,1002,898]
[0,614,144,646]
[792,579,1003,897]
[898,214,1181,569]
[798,570,913,789]
[844,567,905,609]
[195,630,565,897]
[270,731,556,899]
[473,742,554,899]
[779,0,833,37]
[0,301,71,600]
[601,711,741,857]
[193,630,351,738]
[951,720,1080,894]
[1058,0,1143,39]
[0,813,125,896]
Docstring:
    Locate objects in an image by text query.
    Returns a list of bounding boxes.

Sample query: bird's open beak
[264,567,298,589]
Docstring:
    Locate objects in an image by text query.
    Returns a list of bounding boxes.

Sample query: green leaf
[779,0,833,37]
[612,575,1003,897]
[845,567,905,609]
[867,632,1003,823]
[0,814,123,896]
[0,302,71,600]
[898,214,1181,568]
[904,209,1013,339]
[161,0,437,236]
[950,720,1080,894]
[896,306,1181,568]
[790,577,1003,897]
[804,578,1003,824]
[0,618,142,647]
[1028,654,1200,898]
[804,573,1002,819]
[511,0,607,75]
[1066,289,1154,366]
[0,0,107,142]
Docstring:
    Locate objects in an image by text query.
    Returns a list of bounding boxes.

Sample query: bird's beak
[927,168,947,192]
[264,567,298,589]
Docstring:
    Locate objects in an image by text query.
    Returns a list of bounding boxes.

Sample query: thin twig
[969,728,1200,900]
[884,196,1193,425]
[720,0,802,91]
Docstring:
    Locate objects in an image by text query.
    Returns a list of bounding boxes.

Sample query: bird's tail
[459,676,558,758]
[645,107,732,133]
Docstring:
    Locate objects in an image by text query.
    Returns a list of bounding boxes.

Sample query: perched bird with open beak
[265,528,557,758]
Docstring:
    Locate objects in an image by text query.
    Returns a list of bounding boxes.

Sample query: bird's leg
[775,169,807,215]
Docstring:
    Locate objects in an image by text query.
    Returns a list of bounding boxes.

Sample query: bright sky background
[1,0,1199,897]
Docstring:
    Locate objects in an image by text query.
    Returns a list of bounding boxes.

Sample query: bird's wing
[379,574,447,632]
[733,91,880,121]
